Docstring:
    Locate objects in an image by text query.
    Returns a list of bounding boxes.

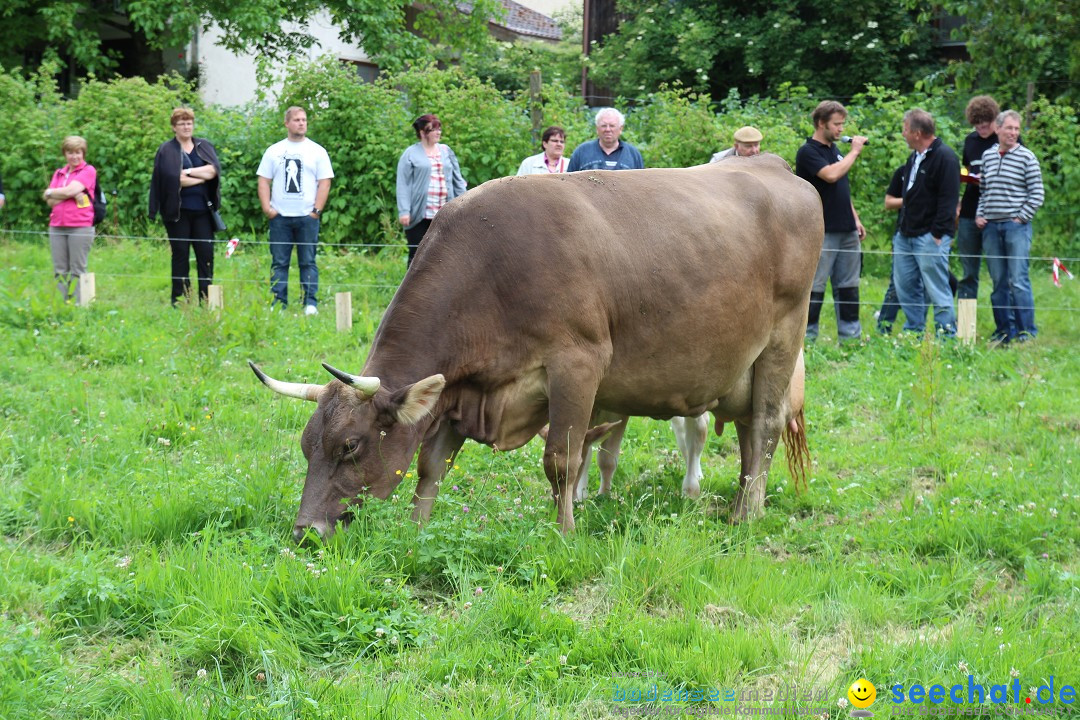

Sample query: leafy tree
[0,0,501,80]
[910,0,1079,102]
[586,0,940,101]
[462,5,585,97]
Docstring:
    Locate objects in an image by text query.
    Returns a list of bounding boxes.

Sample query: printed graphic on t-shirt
[284,157,303,194]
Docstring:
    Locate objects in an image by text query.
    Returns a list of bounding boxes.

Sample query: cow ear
[393,374,446,425]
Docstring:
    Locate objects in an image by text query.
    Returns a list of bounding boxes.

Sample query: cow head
[249,361,445,542]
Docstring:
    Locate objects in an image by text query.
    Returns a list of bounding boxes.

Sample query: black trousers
[164,209,215,304]
[404,218,432,268]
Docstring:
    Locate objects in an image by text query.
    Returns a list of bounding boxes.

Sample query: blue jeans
[893,232,956,336]
[955,217,983,300]
[269,215,320,307]
[982,219,1036,339]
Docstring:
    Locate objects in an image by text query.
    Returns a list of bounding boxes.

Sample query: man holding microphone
[796,101,868,341]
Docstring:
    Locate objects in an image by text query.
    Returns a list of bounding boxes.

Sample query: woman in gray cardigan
[396,114,467,267]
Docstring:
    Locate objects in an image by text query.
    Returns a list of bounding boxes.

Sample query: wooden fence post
[529,70,543,146]
[77,273,95,306]
[957,298,977,344]
[336,292,352,333]
[207,285,224,309]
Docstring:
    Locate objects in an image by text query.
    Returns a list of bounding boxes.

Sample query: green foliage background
[0,62,1077,260]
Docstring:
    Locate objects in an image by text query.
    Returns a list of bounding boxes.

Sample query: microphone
[840,136,869,145]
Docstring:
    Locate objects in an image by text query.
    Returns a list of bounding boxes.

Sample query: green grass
[0,231,1078,719]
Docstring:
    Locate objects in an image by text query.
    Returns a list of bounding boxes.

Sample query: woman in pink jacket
[42,135,96,304]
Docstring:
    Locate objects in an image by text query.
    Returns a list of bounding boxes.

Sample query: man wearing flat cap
[710,126,763,162]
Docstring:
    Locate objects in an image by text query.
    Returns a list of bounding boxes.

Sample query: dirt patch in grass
[881,621,956,647]
[700,604,750,630]
[559,579,614,630]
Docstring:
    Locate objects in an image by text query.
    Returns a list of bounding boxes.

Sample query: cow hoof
[682,483,701,500]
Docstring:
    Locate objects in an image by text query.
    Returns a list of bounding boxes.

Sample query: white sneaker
[304,305,318,316]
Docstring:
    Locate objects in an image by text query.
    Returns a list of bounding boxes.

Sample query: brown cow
[251,154,823,540]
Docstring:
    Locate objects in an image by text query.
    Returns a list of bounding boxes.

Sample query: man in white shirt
[257,107,334,314]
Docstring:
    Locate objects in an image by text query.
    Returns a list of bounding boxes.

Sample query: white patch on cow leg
[672,414,707,499]
[411,422,464,525]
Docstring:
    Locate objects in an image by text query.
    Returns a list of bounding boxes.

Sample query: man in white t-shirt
[257,106,334,314]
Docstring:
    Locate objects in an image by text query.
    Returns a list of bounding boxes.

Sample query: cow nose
[293,524,323,545]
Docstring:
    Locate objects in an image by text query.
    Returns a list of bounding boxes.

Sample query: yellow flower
[67,516,75,523]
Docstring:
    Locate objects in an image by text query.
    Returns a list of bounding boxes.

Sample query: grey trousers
[49,225,95,304]
[807,230,862,339]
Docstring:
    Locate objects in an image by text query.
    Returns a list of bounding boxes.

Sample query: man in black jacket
[892,109,961,337]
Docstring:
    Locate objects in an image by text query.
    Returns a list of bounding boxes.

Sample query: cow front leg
[412,421,465,524]
[543,422,589,533]
[543,365,601,534]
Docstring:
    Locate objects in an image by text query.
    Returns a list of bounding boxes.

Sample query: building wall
[195,10,372,107]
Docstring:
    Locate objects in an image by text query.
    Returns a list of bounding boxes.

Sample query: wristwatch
[313,208,322,216]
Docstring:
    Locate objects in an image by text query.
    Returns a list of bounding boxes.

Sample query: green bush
[0,61,1076,263]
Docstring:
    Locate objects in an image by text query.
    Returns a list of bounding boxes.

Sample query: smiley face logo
[848,678,877,709]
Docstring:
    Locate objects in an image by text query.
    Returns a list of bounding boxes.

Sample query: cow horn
[322,362,381,397]
[248,361,324,402]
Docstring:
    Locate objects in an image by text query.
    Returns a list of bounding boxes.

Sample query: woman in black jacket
[149,108,222,306]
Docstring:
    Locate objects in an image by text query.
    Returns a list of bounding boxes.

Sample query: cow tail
[782,408,809,493]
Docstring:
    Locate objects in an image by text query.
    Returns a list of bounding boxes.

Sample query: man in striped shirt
[976,110,1045,343]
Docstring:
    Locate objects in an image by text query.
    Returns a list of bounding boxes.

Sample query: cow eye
[342,438,361,457]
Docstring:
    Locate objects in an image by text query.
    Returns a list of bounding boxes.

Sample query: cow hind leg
[412,421,466,524]
[574,442,594,502]
[595,416,627,496]
[731,350,795,522]
[671,414,707,498]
